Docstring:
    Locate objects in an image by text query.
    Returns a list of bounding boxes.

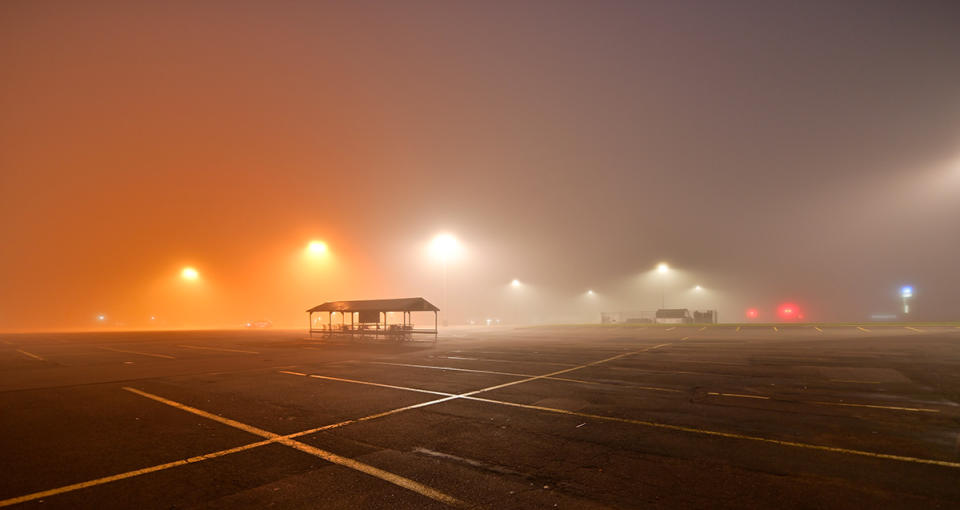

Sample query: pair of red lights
[745,303,804,321]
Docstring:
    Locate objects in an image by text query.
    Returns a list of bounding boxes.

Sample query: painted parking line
[814,326,823,333]
[698,327,707,332]
[0,342,673,508]
[290,343,673,404]
[16,349,45,361]
[736,326,741,332]
[706,392,938,413]
[123,387,465,507]
[665,327,676,331]
[772,327,778,332]
[707,392,770,400]
[179,345,260,354]
[365,362,682,393]
[857,326,871,332]
[98,346,175,359]
[0,438,276,508]
[460,395,960,469]
[905,327,923,333]
[435,356,575,367]
[282,368,960,470]
[680,336,690,341]
[809,401,939,413]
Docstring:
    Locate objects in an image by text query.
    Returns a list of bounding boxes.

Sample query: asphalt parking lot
[1,324,959,509]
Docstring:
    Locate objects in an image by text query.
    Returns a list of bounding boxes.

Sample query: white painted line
[286,363,960,469]
[809,401,939,413]
[436,356,575,367]
[707,392,770,400]
[179,345,260,354]
[905,327,923,333]
[460,395,960,469]
[814,326,823,333]
[857,326,871,332]
[707,391,938,413]
[665,327,676,331]
[98,346,175,359]
[123,387,465,507]
[16,349,44,361]
[365,362,682,393]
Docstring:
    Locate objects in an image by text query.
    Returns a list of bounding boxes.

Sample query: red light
[745,308,759,319]
[777,303,801,321]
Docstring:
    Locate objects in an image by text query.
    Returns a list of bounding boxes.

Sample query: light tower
[901,286,913,315]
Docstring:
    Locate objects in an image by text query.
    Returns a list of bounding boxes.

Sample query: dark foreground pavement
[1,324,959,509]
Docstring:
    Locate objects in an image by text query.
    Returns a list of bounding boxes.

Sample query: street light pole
[656,262,669,309]
[441,255,448,327]
[901,286,913,315]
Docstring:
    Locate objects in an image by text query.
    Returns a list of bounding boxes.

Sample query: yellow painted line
[98,346,175,359]
[16,349,44,361]
[680,336,689,341]
[281,370,308,376]
[179,345,260,354]
[814,326,823,333]
[772,326,778,332]
[707,392,770,400]
[698,327,706,332]
[905,327,923,333]
[809,401,939,413]
[0,438,276,508]
[1,385,472,508]
[831,379,881,384]
[123,387,464,507]
[857,326,871,332]
[460,396,960,469]
[365,362,682,393]
[736,326,741,332]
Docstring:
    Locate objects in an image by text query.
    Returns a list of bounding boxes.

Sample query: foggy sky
[2,0,960,330]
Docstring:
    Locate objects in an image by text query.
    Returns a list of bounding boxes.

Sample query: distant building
[655,309,692,324]
[692,310,717,324]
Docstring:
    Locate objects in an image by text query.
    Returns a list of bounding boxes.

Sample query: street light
[181,267,199,281]
[901,286,913,315]
[430,234,460,326]
[306,240,328,255]
[511,279,521,288]
[655,262,670,308]
[694,285,703,292]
